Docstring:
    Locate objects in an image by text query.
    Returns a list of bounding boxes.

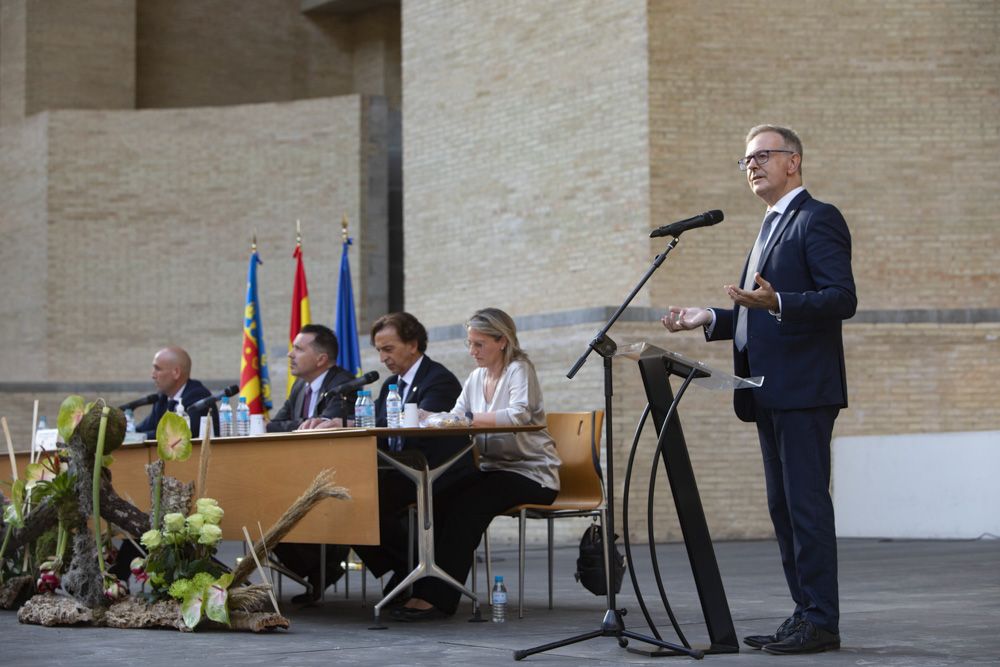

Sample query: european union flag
[335,237,362,376]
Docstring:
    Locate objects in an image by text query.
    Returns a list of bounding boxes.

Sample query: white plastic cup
[249,414,266,435]
[403,403,419,427]
[199,416,213,439]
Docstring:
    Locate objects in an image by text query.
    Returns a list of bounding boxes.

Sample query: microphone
[119,393,159,410]
[186,384,241,413]
[323,371,380,398]
[649,210,724,238]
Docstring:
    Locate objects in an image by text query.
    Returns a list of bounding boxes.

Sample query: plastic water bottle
[355,390,375,428]
[175,400,190,431]
[37,415,48,431]
[386,384,402,428]
[235,396,251,436]
[491,575,507,623]
[124,409,136,433]
[218,398,233,437]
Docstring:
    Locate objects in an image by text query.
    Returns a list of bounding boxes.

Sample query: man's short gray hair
[746,124,803,157]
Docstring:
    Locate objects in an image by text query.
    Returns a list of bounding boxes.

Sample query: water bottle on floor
[491,575,507,623]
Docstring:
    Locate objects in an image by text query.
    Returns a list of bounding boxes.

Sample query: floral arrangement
[137,497,232,628]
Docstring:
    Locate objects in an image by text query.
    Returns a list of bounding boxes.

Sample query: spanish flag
[240,249,273,416]
[287,243,311,397]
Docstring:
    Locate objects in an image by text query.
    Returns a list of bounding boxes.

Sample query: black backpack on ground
[574,521,626,596]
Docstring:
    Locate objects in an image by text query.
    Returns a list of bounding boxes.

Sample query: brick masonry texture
[400,0,1000,543]
[1,1,998,546]
[136,0,400,110]
[0,95,373,440]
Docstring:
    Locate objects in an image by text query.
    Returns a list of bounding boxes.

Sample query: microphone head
[366,370,380,382]
[223,384,240,397]
[705,209,724,223]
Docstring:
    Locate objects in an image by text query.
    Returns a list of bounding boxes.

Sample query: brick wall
[0,0,136,123]
[136,0,400,110]
[1,0,997,547]
[402,0,1000,545]
[402,0,653,327]
[0,95,382,448]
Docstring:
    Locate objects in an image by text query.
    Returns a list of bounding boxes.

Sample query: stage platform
[2,537,997,666]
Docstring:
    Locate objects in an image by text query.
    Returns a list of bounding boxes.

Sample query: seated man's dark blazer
[136,379,215,440]
[266,365,356,432]
[374,355,469,486]
[353,355,467,579]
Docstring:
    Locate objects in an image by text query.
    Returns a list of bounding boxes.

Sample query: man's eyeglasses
[738,149,795,171]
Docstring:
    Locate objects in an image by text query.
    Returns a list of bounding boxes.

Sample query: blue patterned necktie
[735,210,780,351]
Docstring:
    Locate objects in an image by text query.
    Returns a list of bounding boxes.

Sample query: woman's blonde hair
[466,307,528,368]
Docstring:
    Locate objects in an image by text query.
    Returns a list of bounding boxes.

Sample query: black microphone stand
[514,236,703,661]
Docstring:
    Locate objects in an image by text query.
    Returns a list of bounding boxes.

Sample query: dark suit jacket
[374,355,469,482]
[708,189,857,422]
[136,379,215,439]
[267,365,356,432]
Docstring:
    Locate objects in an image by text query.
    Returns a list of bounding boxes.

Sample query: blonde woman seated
[392,307,561,621]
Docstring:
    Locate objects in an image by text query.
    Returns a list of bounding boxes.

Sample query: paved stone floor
[2,538,998,666]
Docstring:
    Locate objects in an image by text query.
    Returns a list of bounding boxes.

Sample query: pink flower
[130,557,150,583]
[36,571,60,594]
[104,577,128,601]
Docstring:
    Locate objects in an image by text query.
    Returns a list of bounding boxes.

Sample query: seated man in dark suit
[266,323,356,432]
[266,323,356,601]
[114,345,216,581]
[306,312,469,599]
[135,346,216,439]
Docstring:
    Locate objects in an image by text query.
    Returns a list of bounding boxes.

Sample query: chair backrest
[545,411,605,506]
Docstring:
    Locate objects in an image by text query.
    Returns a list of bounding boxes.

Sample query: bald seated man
[135,346,216,439]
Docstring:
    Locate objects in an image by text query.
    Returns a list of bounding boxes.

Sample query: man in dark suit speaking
[662,125,856,655]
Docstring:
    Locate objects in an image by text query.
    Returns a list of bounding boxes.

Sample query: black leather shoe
[763,620,840,654]
[390,605,449,622]
[291,589,321,605]
[743,615,802,649]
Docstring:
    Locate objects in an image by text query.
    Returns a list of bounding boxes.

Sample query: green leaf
[180,587,205,629]
[56,396,86,442]
[156,412,192,462]
[204,573,233,625]
[24,463,55,484]
[5,479,27,527]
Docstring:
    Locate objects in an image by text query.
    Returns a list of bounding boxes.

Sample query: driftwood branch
[5,499,58,552]
[2,471,149,556]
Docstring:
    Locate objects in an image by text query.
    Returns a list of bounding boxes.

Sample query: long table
[12,422,544,605]
[14,429,381,545]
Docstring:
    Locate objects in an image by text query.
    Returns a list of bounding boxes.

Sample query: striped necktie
[734,210,780,351]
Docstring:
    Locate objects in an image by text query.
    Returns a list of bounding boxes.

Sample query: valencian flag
[240,247,273,416]
[335,224,362,377]
[287,241,311,397]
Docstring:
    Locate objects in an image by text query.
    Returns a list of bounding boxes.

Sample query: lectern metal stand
[617,342,761,656]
